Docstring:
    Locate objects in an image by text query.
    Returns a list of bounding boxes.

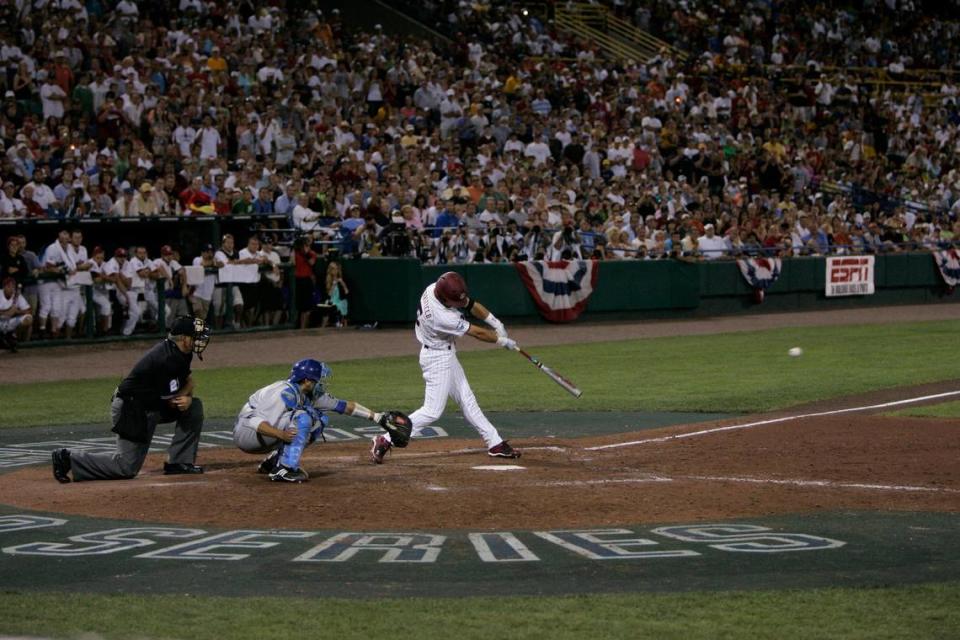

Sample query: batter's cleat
[269,465,309,483]
[488,441,521,459]
[52,448,72,483]
[257,450,280,474]
[163,462,204,475]
[370,435,392,464]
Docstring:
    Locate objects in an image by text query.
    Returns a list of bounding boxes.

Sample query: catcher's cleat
[52,448,72,483]
[488,441,521,459]
[269,465,309,483]
[257,450,280,474]
[370,435,392,464]
[163,462,204,475]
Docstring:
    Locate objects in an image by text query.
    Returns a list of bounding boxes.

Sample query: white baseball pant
[408,346,504,448]
[62,288,83,328]
[122,289,142,335]
[37,281,60,324]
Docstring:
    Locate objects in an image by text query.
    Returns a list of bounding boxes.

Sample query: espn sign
[826,256,875,297]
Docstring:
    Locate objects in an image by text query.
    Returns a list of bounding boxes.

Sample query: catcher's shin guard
[279,411,313,470]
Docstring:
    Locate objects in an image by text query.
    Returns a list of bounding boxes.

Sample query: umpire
[52,316,211,483]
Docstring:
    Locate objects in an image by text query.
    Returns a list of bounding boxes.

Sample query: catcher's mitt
[378,410,412,448]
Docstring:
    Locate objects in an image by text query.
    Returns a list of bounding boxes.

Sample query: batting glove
[485,314,508,338]
[496,336,518,350]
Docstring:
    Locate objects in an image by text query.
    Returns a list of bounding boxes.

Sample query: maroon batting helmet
[435,271,469,308]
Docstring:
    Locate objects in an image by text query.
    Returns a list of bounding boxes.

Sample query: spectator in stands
[292,235,318,330]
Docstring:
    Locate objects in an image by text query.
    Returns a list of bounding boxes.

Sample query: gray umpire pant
[70,395,205,481]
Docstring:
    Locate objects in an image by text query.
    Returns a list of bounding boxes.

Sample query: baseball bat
[513,346,583,398]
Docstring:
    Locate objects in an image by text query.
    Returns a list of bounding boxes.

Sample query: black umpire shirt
[117,339,193,411]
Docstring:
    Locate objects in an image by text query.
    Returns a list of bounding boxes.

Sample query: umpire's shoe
[370,435,392,464]
[488,441,521,459]
[269,465,309,483]
[52,448,72,483]
[163,462,204,475]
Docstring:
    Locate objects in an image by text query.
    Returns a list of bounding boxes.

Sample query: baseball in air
[788,347,803,358]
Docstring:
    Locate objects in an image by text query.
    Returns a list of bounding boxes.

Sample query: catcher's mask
[435,271,469,308]
[169,316,211,360]
[289,358,332,393]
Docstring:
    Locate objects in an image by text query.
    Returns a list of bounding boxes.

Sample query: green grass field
[891,400,960,418]
[3,320,960,429]
[2,318,959,639]
[0,583,957,640]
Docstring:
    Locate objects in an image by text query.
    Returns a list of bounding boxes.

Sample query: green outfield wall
[342,255,954,323]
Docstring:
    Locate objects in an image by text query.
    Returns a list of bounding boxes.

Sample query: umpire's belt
[422,344,452,351]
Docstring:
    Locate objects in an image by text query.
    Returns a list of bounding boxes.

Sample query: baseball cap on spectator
[2,277,15,288]
[114,248,128,258]
[160,245,173,256]
[92,246,104,255]
[4,91,13,99]
[139,182,153,192]
[202,243,215,252]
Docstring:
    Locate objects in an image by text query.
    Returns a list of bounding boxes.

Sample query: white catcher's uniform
[409,283,504,448]
[233,380,344,453]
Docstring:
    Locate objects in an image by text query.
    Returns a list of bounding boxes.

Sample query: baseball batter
[371,271,520,463]
[234,358,388,483]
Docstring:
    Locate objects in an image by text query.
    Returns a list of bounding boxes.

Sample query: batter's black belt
[422,344,452,350]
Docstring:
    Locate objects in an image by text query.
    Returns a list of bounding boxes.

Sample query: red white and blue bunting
[737,257,782,303]
[514,260,599,322]
[933,249,960,289]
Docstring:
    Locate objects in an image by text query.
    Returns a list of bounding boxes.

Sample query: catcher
[232,358,411,483]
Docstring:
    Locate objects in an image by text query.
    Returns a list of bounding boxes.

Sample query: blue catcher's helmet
[289,359,332,386]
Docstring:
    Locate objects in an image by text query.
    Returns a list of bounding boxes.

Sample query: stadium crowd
[3,0,960,345]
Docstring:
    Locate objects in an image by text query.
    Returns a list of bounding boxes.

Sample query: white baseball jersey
[42,240,73,271]
[414,283,469,349]
[123,256,147,289]
[191,257,216,301]
[152,257,182,291]
[0,288,30,333]
[65,245,89,289]
[0,289,30,313]
[101,258,122,289]
[405,282,505,449]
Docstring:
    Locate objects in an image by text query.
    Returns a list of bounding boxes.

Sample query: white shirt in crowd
[40,81,67,120]
[236,247,261,283]
[197,126,222,160]
[172,125,196,158]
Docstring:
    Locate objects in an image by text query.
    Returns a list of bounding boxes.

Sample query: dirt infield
[5,303,960,384]
[4,410,957,530]
[2,304,959,530]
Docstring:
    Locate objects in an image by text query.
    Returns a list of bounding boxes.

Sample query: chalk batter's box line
[585,390,960,451]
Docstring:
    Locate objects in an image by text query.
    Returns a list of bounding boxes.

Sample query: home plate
[471,465,525,471]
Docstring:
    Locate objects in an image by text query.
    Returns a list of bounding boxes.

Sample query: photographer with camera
[355,216,382,257]
[522,221,549,261]
[379,210,414,257]
[549,211,583,260]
